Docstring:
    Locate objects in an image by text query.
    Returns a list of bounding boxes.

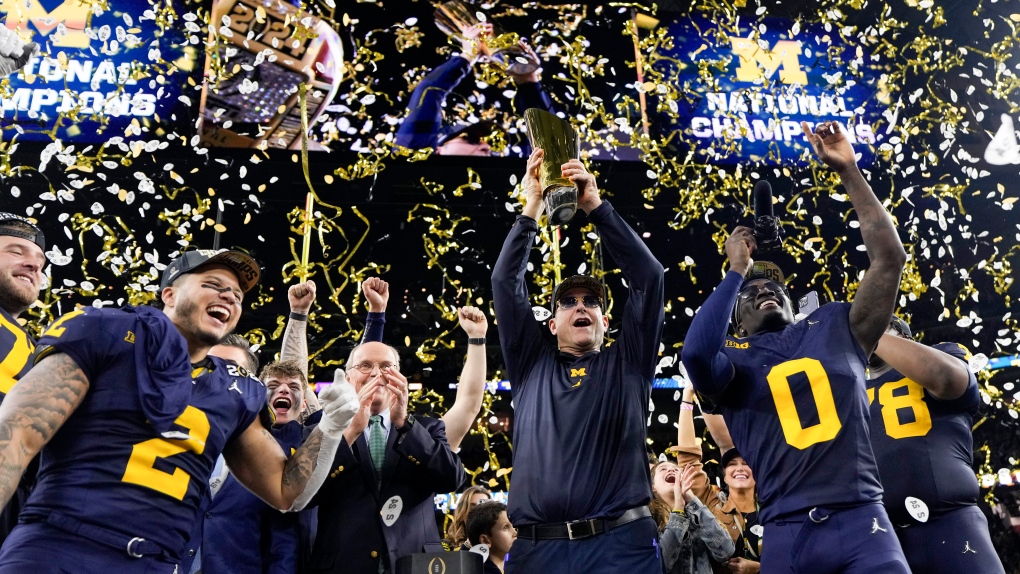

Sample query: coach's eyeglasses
[557,295,601,310]
[348,361,396,374]
[737,280,787,305]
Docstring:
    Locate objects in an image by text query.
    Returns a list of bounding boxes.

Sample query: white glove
[316,369,359,438]
[0,27,38,77]
[287,369,359,511]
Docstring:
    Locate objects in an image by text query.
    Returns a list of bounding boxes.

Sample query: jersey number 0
[767,358,843,450]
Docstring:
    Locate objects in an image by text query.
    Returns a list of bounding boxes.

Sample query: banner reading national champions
[1,0,196,143]
[653,14,886,165]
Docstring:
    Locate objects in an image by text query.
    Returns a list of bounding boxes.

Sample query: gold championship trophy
[525,108,579,225]
[434,0,538,75]
[198,0,344,149]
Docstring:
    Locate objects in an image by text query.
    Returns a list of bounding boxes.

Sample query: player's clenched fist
[289,280,316,314]
[458,306,488,338]
[363,277,389,313]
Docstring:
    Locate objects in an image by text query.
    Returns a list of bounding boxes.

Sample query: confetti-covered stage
[3,0,1020,569]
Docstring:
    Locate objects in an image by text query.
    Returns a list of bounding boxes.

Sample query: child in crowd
[466,502,517,574]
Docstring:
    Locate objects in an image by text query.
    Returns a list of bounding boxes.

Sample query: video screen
[3,1,892,165]
[0,0,199,142]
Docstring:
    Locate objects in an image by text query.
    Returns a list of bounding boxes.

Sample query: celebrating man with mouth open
[682,121,910,573]
[0,248,360,573]
[492,149,665,573]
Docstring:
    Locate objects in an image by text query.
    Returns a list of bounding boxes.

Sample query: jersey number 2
[767,358,842,450]
[122,406,210,500]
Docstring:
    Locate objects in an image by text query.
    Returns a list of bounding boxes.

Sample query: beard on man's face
[175,296,227,348]
[0,271,38,315]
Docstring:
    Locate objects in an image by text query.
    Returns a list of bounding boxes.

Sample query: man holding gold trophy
[395,1,554,156]
[491,126,665,573]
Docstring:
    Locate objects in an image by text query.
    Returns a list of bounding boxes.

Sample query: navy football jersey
[866,342,980,525]
[0,306,34,400]
[24,307,265,560]
[711,303,883,523]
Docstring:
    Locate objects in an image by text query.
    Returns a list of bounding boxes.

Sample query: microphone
[752,180,783,253]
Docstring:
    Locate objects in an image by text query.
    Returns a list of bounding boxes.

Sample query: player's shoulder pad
[36,306,135,364]
[932,341,971,362]
[41,306,133,336]
[814,301,851,318]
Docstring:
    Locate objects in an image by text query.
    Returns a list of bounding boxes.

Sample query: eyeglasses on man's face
[557,295,601,310]
[348,361,396,374]
[737,281,786,305]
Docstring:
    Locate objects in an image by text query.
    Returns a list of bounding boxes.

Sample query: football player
[682,121,910,573]
[0,213,46,544]
[867,318,1005,573]
[0,248,359,573]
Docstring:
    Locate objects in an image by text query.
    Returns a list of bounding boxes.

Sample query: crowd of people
[0,117,1007,574]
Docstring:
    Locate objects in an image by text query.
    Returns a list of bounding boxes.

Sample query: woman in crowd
[446,485,493,548]
[652,461,734,573]
[671,384,761,574]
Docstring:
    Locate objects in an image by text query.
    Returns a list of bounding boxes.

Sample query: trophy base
[544,185,578,226]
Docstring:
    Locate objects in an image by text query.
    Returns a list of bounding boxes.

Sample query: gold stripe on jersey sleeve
[0,313,34,395]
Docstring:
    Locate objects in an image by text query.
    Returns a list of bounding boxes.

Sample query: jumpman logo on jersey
[963,541,976,554]
[870,518,887,534]
[570,367,587,388]
[228,381,242,394]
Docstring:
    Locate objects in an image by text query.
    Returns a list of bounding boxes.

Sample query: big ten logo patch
[725,340,750,349]
[1,0,91,48]
[729,37,807,85]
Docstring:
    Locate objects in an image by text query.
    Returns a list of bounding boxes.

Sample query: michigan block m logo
[729,37,807,85]
[1,0,90,48]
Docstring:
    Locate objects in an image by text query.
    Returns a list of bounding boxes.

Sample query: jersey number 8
[867,379,932,439]
[122,406,211,500]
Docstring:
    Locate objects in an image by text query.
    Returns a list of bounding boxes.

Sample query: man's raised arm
[874,337,973,401]
[802,121,906,356]
[281,280,315,378]
[561,159,665,373]
[681,227,755,399]
[491,149,547,385]
[0,353,88,507]
[442,306,489,451]
[361,277,388,344]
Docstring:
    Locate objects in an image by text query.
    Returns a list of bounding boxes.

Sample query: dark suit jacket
[307,415,466,574]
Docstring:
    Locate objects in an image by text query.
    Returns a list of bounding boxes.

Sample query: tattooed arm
[223,420,322,510]
[282,281,321,420]
[281,281,314,378]
[802,121,906,356]
[0,353,89,507]
[225,377,359,511]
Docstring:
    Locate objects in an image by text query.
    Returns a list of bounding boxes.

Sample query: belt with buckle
[41,511,164,558]
[516,506,651,541]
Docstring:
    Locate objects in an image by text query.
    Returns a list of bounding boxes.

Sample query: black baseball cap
[0,213,45,251]
[720,447,743,469]
[552,275,605,309]
[437,120,495,146]
[160,249,261,293]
